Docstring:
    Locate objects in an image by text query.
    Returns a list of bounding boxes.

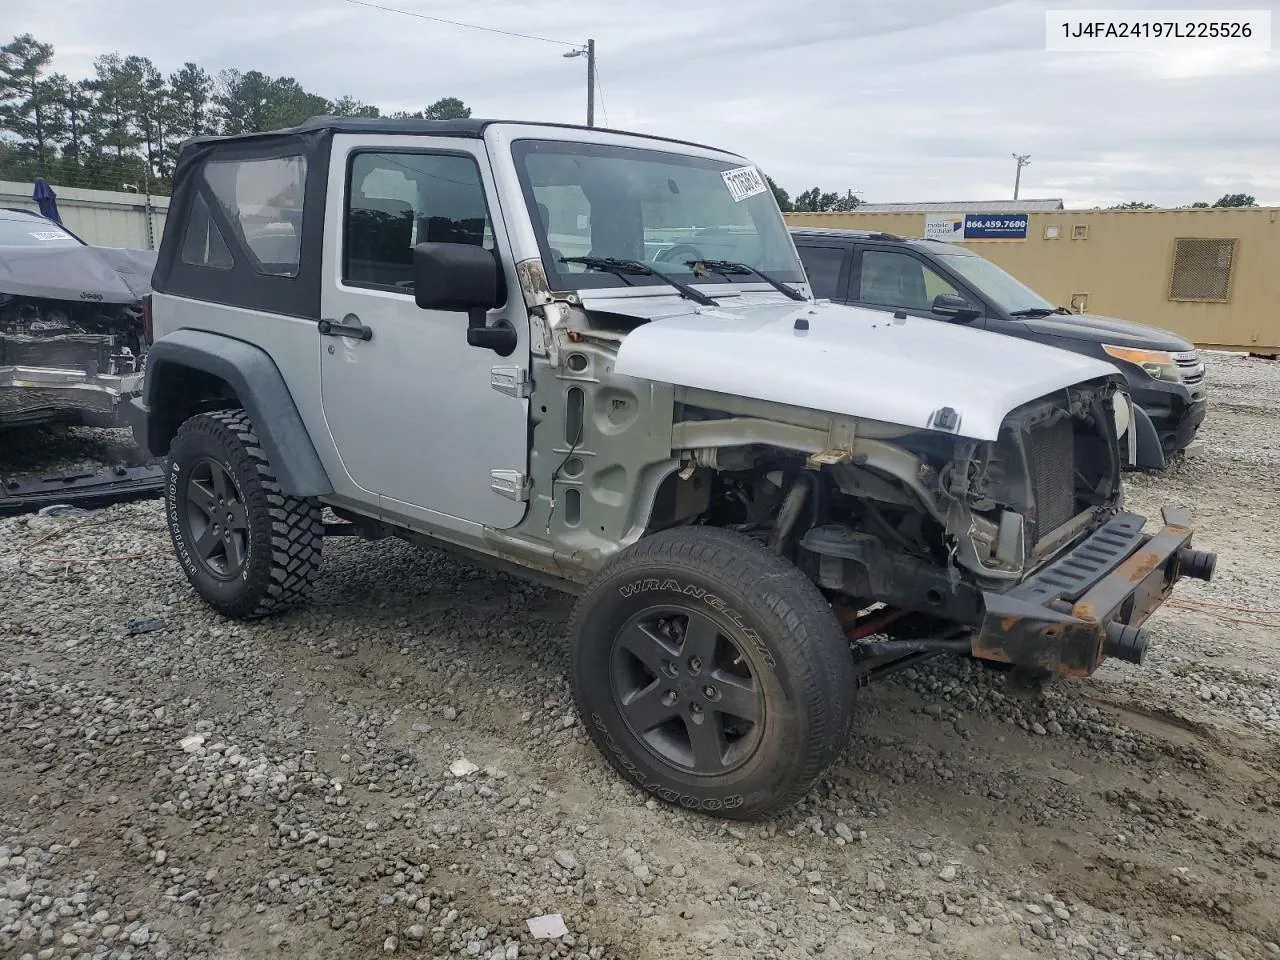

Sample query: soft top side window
[203,155,307,278]
[180,193,234,270]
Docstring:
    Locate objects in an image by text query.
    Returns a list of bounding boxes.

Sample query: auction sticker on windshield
[722,165,767,203]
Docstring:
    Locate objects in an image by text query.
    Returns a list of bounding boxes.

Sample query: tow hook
[1103,622,1148,665]
[1177,547,1216,581]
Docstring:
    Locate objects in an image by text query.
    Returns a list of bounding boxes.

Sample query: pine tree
[0,33,64,175]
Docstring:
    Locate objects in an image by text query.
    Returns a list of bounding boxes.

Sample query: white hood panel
[607,296,1120,441]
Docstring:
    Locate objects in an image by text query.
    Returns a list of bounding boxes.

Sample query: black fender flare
[131,329,333,497]
[1130,404,1166,470]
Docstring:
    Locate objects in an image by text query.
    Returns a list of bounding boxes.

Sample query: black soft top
[178,115,728,155]
[154,117,739,318]
[154,121,338,318]
[181,115,491,149]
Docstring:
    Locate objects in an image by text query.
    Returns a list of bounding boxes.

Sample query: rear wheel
[570,526,856,819]
[165,409,322,619]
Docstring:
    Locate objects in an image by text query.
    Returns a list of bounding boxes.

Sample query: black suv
[790,227,1207,469]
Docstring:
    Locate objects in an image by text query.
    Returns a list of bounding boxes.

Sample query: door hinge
[805,418,857,469]
[490,469,531,501]
[491,366,530,398]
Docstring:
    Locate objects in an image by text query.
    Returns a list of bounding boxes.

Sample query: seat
[346,194,414,286]
[536,201,567,266]
[861,254,929,309]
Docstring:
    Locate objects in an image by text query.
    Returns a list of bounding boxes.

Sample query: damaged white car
[0,207,152,430]
[129,118,1216,819]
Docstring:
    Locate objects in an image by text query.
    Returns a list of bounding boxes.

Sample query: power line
[341,0,578,47]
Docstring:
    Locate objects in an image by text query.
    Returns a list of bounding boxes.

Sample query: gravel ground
[2,351,1278,960]
[0,426,148,478]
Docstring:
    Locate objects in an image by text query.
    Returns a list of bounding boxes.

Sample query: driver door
[318,134,530,531]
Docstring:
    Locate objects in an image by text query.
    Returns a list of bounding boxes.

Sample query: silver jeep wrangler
[129,117,1215,819]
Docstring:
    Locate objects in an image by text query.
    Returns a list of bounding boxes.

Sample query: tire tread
[569,525,856,819]
[168,409,323,619]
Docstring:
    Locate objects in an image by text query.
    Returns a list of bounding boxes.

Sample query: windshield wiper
[1010,305,1076,317]
[559,256,718,307]
[686,259,808,302]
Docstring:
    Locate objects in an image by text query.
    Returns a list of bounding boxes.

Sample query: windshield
[0,215,80,247]
[510,139,804,294]
[933,250,1054,314]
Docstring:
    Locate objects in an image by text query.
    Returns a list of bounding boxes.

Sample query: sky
[8,0,1279,207]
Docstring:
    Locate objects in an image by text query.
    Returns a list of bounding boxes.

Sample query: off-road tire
[569,525,856,820]
[165,409,323,620]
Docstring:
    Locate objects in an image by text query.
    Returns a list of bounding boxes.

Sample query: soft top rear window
[202,155,307,278]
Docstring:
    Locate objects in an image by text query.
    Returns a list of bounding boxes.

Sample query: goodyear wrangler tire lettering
[591,713,744,810]
[616,576,777,667]
[167,464,192,573]
[575,527,856,821]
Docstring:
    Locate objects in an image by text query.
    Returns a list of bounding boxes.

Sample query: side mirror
[413,242,515,356]
[931,293,981,321]
[413,241,500,312]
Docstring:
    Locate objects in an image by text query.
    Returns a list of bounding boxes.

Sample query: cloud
[7,0,1278,206]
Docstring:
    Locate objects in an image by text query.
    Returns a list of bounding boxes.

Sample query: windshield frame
[930,248,1054,315]
[508,137,804,296]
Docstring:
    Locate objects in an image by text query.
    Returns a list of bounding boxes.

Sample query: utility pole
[1012,153,1031,201]
[141,150,155,251]
[564,39,596,127]
[587,38,595,128]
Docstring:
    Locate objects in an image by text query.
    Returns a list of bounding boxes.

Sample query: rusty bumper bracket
[971,508,1215,677]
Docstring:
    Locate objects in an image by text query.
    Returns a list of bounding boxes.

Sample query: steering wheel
[654,243,705,266]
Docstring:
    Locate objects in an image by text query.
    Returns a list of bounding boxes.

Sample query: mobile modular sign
[925,212,1029,242]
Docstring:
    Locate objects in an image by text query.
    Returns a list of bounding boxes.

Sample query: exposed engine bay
[510,285,1210,686]
[0,294,147,427]
[669,378,1125,625]
[1,295,145,372]
[535,294,1129,617]
[0,208,154,429]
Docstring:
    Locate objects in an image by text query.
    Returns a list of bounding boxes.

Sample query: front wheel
[570,526,856,819]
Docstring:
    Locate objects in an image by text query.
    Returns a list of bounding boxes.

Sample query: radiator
[1027,418,1077,536]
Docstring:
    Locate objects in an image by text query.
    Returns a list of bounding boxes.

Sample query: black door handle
[318,314,373,341]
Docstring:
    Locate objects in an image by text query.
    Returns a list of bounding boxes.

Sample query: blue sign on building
[962,213,1029,240]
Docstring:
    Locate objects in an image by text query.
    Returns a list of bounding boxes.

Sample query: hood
[1015,311,1193,352]
[0,244,159,304]
[608,294,1121,442]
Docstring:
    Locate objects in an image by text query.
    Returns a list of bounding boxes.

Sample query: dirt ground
[2,351,1278,960]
